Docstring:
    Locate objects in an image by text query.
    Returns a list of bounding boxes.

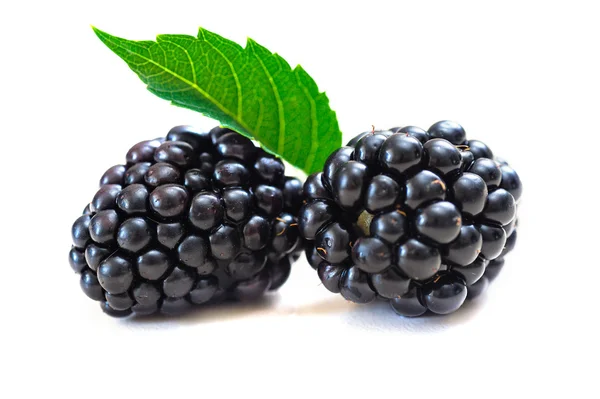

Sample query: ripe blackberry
[299,121,521,316]
[70,125,304,317]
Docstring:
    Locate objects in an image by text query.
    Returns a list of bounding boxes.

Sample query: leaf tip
[245,37,257,48]
[91,25,109,41]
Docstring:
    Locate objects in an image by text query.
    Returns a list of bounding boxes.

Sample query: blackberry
[299,121,521,316]
[69,125,304,317]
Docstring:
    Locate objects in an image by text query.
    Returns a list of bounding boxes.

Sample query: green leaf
[92,26,342,174]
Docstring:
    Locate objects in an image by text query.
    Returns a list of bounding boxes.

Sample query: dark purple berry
[318,263,346,293]
[501,230,517,258]
[268,259,292,291]
[137,249,171,280]
[405,170,446,209]
[466,276,489,300]
[254,185,284,217]
[189,193,224,230]
[91,184,121,212]
[154,141,195,167]
[467,140,494,160]
[100,301,132,317]
[452,256,488,286]
[283,177,303,211]
[177,235,208,268]
[126,139,162,164]
[307,245,324,270]
[189,276,218,304]
[352,237,392,273]
[379,134,423,176]
[124,162,151,185]
[503,217,517,236]
[428,120,466,145]
[69,247,87,273]
[117,184,149,214]
[232,270,271,301]
[370,267,411,299]
[332,161,369,211]
[346,131,371,147]
[298,200,334,240]
[156,222,184,249]
[468,158,502,188]
[184,169,210,192]
[478,224,507,260]
[145,162,181,187]
[460,150,475,171]
[149,184,188,218]
[370,210,407,244]
[389,286,427,317]
[243,215,270,251]
[423,138,462,176]
[116,217,153,253]
[416,201,462,244]
[340,266,376,303]
[227,252,267,280]
[451,172,488,216]
[482,188,516,225]
[131,303,160,316]
[89,210,119,245]
[485,258,504,281]
[100,165,126,186]
[217,132,258,162]
[213,160,250,187]
[254,153,285,183]
[364,174,400,213]
[315,223,351,264]
[271,213,300,254]
[210,225,241,260]
[197,259,217,276]
[209,126,233,144]
[80,269,105,301]
[223,189,252,222]
[72,214,92,248]
[166,125,210,151]
[354,133,387,164]
[303,172,332,200]
[499,164,523,202]
[163,267,195,298]
[105,292,134,311]
[422,273,467,314]
[397,239,441,281]
[323,147,354,189]
[97,256,134,295]
[446,225,483,266]
[395,126,430,144]
[161,297,192,315]
[84,244,111,271]
[132,282,161,306]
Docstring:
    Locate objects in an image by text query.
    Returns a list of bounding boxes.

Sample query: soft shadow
[121,294,281,326]
[119,291,489,331]
[342,293,489,332]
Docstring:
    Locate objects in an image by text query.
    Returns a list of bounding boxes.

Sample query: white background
[1,0,598,397]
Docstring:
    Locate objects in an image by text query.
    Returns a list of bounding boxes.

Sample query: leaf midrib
[248,41,286,156]
[98,31,253,136]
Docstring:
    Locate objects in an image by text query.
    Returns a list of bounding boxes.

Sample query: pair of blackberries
[70,126,304,317]
[70,121,521,318]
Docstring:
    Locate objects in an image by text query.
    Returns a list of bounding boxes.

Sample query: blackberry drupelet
[299,121,521,316]
[70,125,304,317]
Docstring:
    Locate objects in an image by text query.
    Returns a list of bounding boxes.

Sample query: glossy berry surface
[299,121,521,317]
[69,125,304,317]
